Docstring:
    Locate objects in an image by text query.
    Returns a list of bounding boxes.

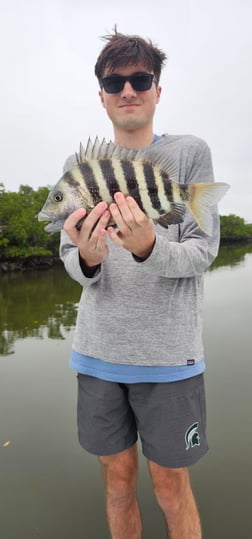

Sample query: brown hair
[95,27,167,85]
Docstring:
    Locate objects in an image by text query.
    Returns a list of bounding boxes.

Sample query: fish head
[37,171,90,233]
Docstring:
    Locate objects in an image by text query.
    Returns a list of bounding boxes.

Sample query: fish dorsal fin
[77,135,178,181]
[77,137,112,162]
[85,137,94,159]
[106,140,116,158]
[138,138,179,180]
[111,144,139,160]
[98,138,109,158]
[77,137,140,163]
[76,138,93,164]
[79,141,86,161]
[92,136,102,159]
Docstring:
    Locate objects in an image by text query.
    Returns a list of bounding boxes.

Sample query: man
[60,29,220,539]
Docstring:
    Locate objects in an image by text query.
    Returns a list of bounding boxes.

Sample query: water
[1,245,252,538]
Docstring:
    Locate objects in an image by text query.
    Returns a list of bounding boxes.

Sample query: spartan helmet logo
[185,422,200,450]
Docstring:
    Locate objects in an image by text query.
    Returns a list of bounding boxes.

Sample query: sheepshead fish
[38,137,229,235]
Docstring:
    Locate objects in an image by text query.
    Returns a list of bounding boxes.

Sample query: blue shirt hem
[70,351,205,383]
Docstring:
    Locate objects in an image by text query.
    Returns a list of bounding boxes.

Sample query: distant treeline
[0,183,251,261]
[219,214,252,242]
[0,183,59,260]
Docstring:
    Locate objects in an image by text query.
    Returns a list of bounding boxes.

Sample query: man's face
[99,64,161,134]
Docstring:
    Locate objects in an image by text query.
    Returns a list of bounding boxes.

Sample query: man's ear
[99,90,105,108]
[156,85,162,104]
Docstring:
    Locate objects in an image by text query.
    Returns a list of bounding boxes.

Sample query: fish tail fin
[186,182,230,235]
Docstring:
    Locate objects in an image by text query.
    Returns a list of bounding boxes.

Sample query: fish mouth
[44,221,65,233]
[37,210,88,233]
[37,211,65,233]
[37,211,53,222]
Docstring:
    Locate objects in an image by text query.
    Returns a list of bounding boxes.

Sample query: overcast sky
[0,0,251,221]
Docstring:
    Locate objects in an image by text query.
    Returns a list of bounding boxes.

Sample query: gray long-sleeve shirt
[60,134,220,367]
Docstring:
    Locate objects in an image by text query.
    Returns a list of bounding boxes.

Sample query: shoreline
[1,239,252,273]
[0,255,61,273]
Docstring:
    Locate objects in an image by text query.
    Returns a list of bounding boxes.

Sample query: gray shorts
[77,373,208,468]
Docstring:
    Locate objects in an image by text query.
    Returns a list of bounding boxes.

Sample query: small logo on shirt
[187,359,195,366]
[185,422,200,450]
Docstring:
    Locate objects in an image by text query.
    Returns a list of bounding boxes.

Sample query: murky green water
[1,244,252,538]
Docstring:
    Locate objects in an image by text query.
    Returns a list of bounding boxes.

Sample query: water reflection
[0,264,81,355]
[1,247,252,538]
[209,241,252,270]
[1,243,252,356]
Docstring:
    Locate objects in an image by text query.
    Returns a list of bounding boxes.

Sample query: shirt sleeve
[59,229,101,286]
[133,139,220,278]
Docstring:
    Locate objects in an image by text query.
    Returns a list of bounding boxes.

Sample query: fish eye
[54,192,63,202]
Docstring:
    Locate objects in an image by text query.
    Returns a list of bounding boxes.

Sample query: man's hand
[63,201,111,268]
[107,192,156,259]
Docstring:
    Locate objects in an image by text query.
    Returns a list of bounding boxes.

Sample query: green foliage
[220,214,252,242]
[0,184,59,259]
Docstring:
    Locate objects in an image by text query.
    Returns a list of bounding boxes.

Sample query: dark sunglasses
[100,72,156,94]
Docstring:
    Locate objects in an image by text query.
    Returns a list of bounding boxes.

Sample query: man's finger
[107,226,124,247]
[81,201,108,231]
[64,208,87,231]
[126,196,149,226]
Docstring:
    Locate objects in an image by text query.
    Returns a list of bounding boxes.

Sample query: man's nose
[120,80,137,97]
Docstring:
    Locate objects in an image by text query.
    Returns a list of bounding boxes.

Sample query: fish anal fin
[155,204,186,228]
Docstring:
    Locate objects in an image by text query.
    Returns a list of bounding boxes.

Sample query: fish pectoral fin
[155,205,186,228]
[76,216,85,231]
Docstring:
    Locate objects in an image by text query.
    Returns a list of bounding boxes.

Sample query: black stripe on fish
[78,162,103,204]
[179,184,190,202]
[120,160,145,211]
[143,162,162,213]
[64,171,81,189]
[99,159,121,199]
[162,173,174,203]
